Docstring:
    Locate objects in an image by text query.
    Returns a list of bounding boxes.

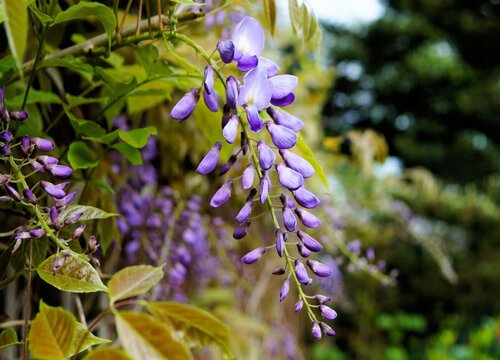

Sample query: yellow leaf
[1,0,28,70]
[108,265,164,304]
[83,347,133,360]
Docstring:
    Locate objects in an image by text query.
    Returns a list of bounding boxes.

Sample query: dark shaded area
[322,0,500,184]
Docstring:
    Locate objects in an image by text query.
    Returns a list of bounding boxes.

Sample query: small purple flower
[219,154,237,176]
[319,305,337,320]
[23,189,37,204]
[269,74,298,104]
[306,259,333,277]
[41,180,66,199]
[54,191,76,207]
[297,242,311,257]
[275,229,285,257]
[259,172,270,203]
[236,199,253,223]
[203,65,215,94]
[0,130,13,142]
[320,322,336,337]
[314,294,332,304]
[217,40,235,63]
[311,322,322,340]
[0,144,11,155]
[225,76,239,109]
[32,137,55,151]
[197,142,221,175]
[64,211,83,225]
[266,122,297,150]
[283,206,297,232]
[257,140,275,170]
[293,186,320,209]
[10,110,28,121]
[271,93,295,107]
[231,16,265,71]
[297,231,323,252]
[280,150,314,178]
[36,155,59,166]
[30,161,45,173]
[21,136,32,154]
[280,278,290,302]
[0,174,9,185]
[294,300,304,313]
[241,164,255,189]
[294,259,312,285]
[29,228,46,238]
[203,89,219,112]
[5,184,21,201]
[267,107,304,132]
[15,231,31,240]
[241,246,266,264]
[276,163,303,191]
[239,67,273,132]
[72,224,86,240]
[222,115,238,143]
[233,219,251,239]
[170,88,200,121]
[210,180,233,208]
[295,208,321,228]
[46,164,73,178]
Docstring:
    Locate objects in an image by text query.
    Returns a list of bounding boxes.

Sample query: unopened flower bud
[297,231,323,252]
[225,76,239,109]
[5,184,21,201]
[280,278,290,302]
[210,180,233,208]
[222,115,239,144]
[275,229,285,257]
[10,110,28,121]
[23,188,37,204]
[294,300,304,313]
[217,40,235,63]
[170,88,199,121]
[72,224,86,240]
[311,321,322,340]
[266,122,297,149]
[64,211,83,225]
[241,164,255,190]
[32,137,55,151]
[292,186,320,209]
[259,172,270,204]
[241,246,266,264]
[233,219,251,240]
[41,180,66,199]
[294,259,312,285]
[320,322,336,336]
[29,228,46,238]
[319,305,337,320]
[197,142,221,175]
[0,130,13,142]
[295,208,321,228]
[279,149,314,178]
[306,259,332,277]
[283,206,297,232]
[257,141,275,171]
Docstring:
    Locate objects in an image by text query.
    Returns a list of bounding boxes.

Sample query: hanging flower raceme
[169,16,337,338]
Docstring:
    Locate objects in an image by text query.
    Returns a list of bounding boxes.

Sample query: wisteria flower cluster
[170,17,336,338]
[0,88,99,272]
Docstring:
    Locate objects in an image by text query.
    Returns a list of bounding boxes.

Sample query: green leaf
[1,0,28,70]
[295,133,330,191]
[66,111,106,138]
[41,56,94,81]
[150,302,233,359]
[0,328,21,350]
[58,204,119,222]
[68,321,111,357]
[4,89,63,109]
[112,142,142,165]
[83,129,120,146]
[108,265,164,304]
[170,0,204,5]
[116,311,192,360]
[83,347,133,360]
[68,141,102,169]
[0,55,15,74]
[28,3,53,25]
[28,301,76,360]
[118,127,157,148]
[52,2,116,50]
[66,94,107,108]
[37,255,108,293]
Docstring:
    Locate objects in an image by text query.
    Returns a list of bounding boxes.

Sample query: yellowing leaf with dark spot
[150,302,233,359]
[83,347,133,360]
[0,328,21,350]
[108,265,164,303]
[37,255,108,293]
[116,311,192,360]
[1,0,28,70]
[28,301,76,360]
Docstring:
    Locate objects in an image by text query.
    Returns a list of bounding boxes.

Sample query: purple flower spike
[239,67,273,132]
[276,163,303,191]
[236,199,253,223]
[226,76,239,109]
[203,65,215,94]
[294,259,312,285]
[266,122,297,150]
[283,206,297,232]
[170,88,200,121]
[203,89,219,112]
[23,189,37,204]
[197,142,221,175]
[297,242,311,257]
[257,141,276,170]
[32,137,55,151]
[271,93,295,107]
[5,185,21,201]
[295,208,321,228]
[319,305,338,320]
[259,172,270,204]
[293,186,320,209]
[312,322,322,340]
[280,278,290,302]
[306,259,333,277]
[275,229,285,257]
[233,219,251,240]
[210,180,233,208]
[41,181,66,199]
[297,231,323,252]
[47,164,72,178]
[269,75,298,102]
[241,246,266,264]
[241,164,255,189]
[29,228,46,238]
[222,115,238,144]
[280,149,314,178]
[0,130,13,142]
[320,323,336,337]
[232,17,265,71]
[217,40,235,63]
[295,300,304,313]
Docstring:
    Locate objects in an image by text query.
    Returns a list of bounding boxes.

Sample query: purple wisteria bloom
[222,115,238,143]
[293,186,320,209]
[230,16,265,71]
[294,259,312,286]
[241,164,255,189]
[269,75,298,106]
[266,122,297,150]
[275,229,285,257]
[294,300,304,313]
[210,180,233,208]
[306,259,333,277]
[41,180,66,199]
[320,323,336,337]
[197,142,221,175]
[282,206,297,232]
[295,208,321,228]
[312,322,322,340]
[319,305,338,320]
[32,137,54,151]
[236,199,253,223]
[267,107,304,132]
[259,172,270,203]
[280,278,290,302]
[257,140,276,170]
[280,149,314,178]
[276,163,303,191]
[225,76,239,109]
[170,88,200,121]
[203,90,219,112]
[239,67,273,132]
[242,246,266,264]
[298,231,323,252]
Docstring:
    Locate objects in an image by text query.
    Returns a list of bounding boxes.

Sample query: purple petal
[295,208,321,228]
[5,185,21,201]
[275,229,285,257]
[30,228,46,238]
[47,164,73,178]
[297,242,311,257]
[32,137,54,152]
[306,259,333,277]
[269,75,298,100]
[259,172,270,204]
[271,93,295,107]
[276,163,303,191]
[10,110,28,121]
[232,16,265,56]
[280,149,314,178]
[233,219,251,239]
[225,76,239,109]
[217,40,235,63]
[222,115,238,144]
[294,259,312,285]
[312,322,322,340]
[203,65,215,94]
[241,246,266,264]
[55,191,76,207]
[294,300,304,313]
[203,89,219,112]
[238,67,273,111]
[283,206,297,232]
[236,200,253,223]
[257,141,276,170]
[319,305,337,320]
[244,105,263,132]
[293,186,320,209]
[197,142,221,175]
[267,107,304,132]
[241,164,255,189]
[170,88,200,121]
[210,180,233,208]
[320,323,336,337]
[36,155,59,165]
[23,189,37,204]
[297,231,323,252]
[237,54,259,72]
[280,278,290,302]
[266,122,297,149]
[41,180,66,199]
[315,294,332,304]
[0,130,13,143]
[258,56,280,77]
